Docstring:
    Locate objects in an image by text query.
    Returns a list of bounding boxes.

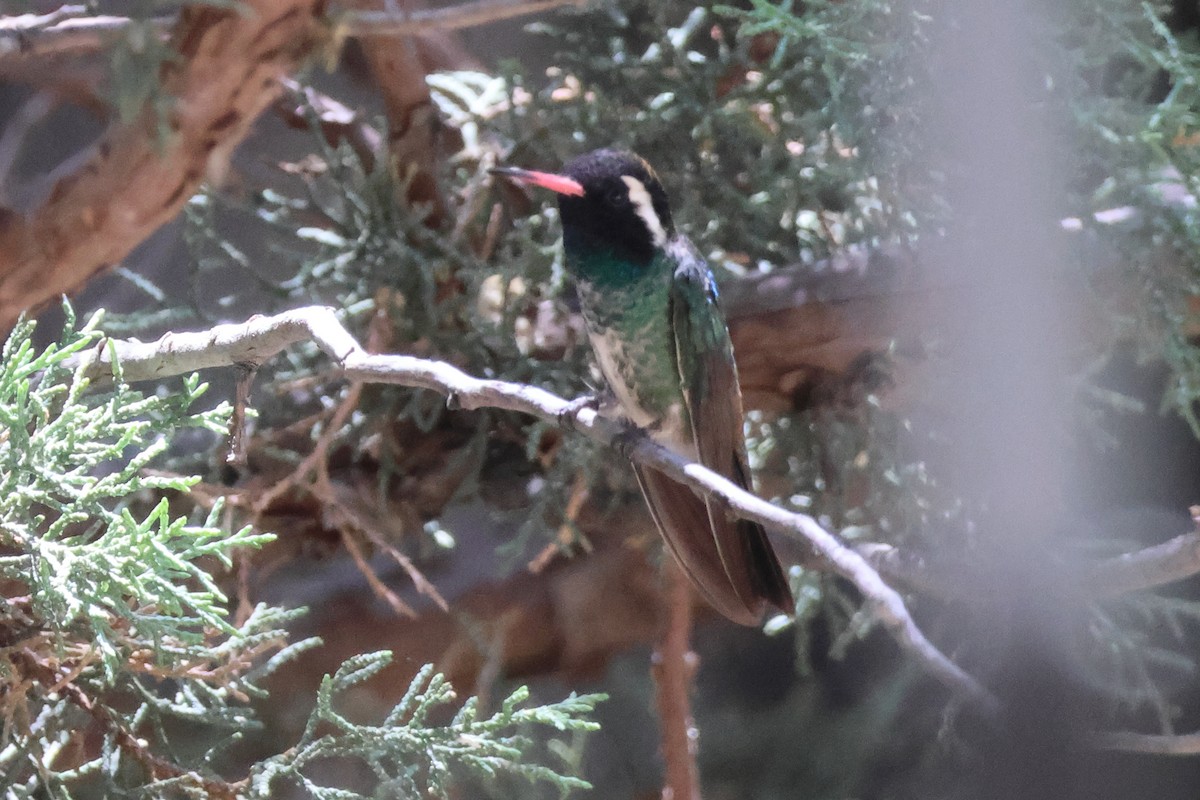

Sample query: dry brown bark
[726,243,1116,415]
[722,246,920,413]
[0,0,326,331]
[652,558,701,800]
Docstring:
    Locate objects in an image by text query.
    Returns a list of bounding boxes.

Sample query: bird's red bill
[491,167,585,197]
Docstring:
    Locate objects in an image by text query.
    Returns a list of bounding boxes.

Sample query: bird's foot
[556,393,603,430]
[611,417,646,461]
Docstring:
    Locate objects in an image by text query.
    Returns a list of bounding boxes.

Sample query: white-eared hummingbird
[493,149,793,625]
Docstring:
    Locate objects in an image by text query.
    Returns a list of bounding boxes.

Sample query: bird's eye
[607,188,626,205]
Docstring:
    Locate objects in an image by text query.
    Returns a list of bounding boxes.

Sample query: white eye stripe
[620,175,668,248]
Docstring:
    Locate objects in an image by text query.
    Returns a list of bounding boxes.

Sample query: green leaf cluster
[252,657,604,799]
[0,311,602,797]
[0,308,244,671]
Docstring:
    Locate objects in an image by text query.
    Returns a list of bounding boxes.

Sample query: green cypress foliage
[0,308,602,797]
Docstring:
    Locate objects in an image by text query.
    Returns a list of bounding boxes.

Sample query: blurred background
[6,0,1200,796]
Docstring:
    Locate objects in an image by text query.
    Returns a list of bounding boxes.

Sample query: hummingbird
[492,149,793,625]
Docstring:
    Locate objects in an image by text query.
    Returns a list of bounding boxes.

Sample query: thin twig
[1087,522,1200,599]
[651,558,700,800]
[252,380,363,515]
[252,372,448,613]
[16,649,244,797]
[528,471,591,573]
[329,479,450,613]
[0,8,149,63]
[334,0,588,37]
[338,524,418,617]
[227,363,257,469]
[68,305,997,711]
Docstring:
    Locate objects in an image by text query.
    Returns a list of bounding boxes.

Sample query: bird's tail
[634,464,793,625]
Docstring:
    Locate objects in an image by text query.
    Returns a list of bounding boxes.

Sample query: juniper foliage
[250,658,603,800]
[0,311,602,798]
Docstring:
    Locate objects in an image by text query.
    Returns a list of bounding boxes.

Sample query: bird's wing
[633,464,763,624]
[665,242,793,616]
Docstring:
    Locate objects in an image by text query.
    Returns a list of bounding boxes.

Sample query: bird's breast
[578,282,693,454]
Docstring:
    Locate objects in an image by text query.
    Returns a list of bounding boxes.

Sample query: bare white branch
[1087,526,1200,599]
[71,305,998,712]
[0,6,139,63]
[336,0,589,38]
[1090,729,1200,755]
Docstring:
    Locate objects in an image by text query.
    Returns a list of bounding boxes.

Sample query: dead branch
[334,0,588,37]
[67,305,997,712]
[0,7,138,63]
[651,558,701,800]
[15,649,244,797]
[528,472,592,573]
[275,78,384,172]
[721,202,1162,415]
[1087,523,1200,599]
[0,0,587,329]
[1090,729,1200,755]
[862,527,1200,605]
[0,0,324,332]
[0,0,580,66]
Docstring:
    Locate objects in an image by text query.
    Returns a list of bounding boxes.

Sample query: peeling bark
[0,0,326,331]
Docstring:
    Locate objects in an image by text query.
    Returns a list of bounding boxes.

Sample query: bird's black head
[492,149,675,265]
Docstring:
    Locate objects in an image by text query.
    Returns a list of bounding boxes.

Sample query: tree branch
[1090,729,1200,756]
[0,0,324,331]
[334,0,587,38]
[69,305,997,712]
[0,6,135,63]
[862,530,1200,604]
[652,558,701,800]
[1087,518,1200,599]
[0,0,584,69]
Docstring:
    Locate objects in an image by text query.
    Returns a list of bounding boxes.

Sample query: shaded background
[7,0,1200,796]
